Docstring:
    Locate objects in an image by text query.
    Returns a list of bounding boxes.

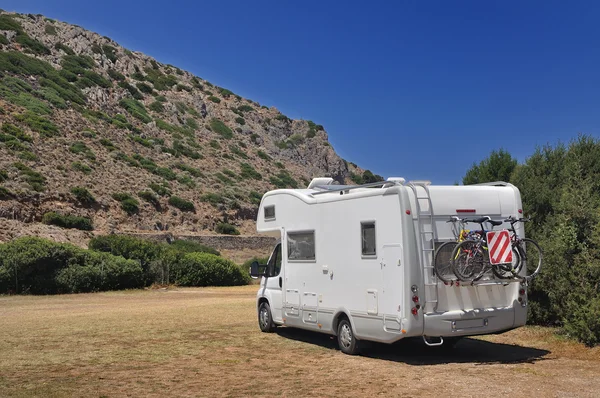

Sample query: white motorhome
[251,177,528,354]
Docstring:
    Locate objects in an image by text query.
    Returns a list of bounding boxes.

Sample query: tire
[451,240,485,282]
[434,242,458,283]
[337,318,360,355]
[492,247,521,279]
[258,301,276,333]
[513,238,543,280]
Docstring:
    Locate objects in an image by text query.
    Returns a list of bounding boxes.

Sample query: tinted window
[267,244,282,277]
[361,222,376,256]
[287,231,316,261]
[264,205,275,220]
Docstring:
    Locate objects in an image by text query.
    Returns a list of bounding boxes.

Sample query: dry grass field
[1,286,600,398]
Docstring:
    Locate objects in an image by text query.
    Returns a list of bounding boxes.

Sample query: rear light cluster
[518,284,527,306]
[411,285,420,315]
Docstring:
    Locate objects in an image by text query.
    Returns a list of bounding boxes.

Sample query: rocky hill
[0,11,380,244]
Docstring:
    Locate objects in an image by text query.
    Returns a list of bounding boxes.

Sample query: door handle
[279,277,282,288]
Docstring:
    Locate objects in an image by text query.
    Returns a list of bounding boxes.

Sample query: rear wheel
[513,238,543,280]
[434,242,458,283]
[337,318,360,355]
[492,247,521,279]
[451,240,485,282]
[258,301,276,333]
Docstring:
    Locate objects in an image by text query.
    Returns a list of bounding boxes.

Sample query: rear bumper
[424,303,526,337]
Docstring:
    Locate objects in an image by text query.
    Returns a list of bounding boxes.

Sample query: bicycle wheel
[434,241,457,283]
[451,240,485,282]
[513,238,542,280]
[492,247,521,280]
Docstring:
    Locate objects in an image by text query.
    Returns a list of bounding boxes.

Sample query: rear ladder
[408,181,438,314]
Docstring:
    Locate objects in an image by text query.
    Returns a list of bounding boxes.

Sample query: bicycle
[433,216,467,284]
[450,216,521,283]
[504,216,543,281]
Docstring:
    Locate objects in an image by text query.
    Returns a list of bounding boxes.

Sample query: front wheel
[451,240,485,282]
[337,318,360,355]
[258,301,276,333]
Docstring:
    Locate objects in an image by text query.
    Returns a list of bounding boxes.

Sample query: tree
[462,149,517,185]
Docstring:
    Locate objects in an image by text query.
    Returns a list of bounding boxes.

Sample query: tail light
[519,288,526,296]
[411,307,418,315]
[412,295,419,303]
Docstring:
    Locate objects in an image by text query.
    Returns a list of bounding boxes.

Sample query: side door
[260,243,284,323]
[381,244,404,332]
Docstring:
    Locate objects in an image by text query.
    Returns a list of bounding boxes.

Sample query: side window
[361,222,376,256]
[287,231,316,261]
[264,205,275,220]
[267,244,282,277]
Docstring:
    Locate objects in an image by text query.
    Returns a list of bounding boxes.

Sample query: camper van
[250,177,528,354]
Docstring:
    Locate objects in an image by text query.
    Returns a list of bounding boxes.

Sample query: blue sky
[3,1,599,184]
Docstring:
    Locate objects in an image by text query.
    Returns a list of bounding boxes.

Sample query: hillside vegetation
[0,11,379,240]
[464,135,600,346]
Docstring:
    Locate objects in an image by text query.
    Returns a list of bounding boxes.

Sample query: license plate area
[452,318,488,331]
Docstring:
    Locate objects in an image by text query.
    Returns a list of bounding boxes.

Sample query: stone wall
[128,233,277,251]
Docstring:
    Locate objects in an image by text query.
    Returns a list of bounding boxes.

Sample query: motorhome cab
[250,177,528,355]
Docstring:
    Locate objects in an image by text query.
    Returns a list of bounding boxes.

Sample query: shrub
[186,117,198,130]
[270,171,298,188]
[15,112,59,137]
[229,144,248,159]
[69,142,95,160]
[55,43,75,55]
[155,95,167,102]
[1,123,32,142]
[201,192,225,207]
[0,186,13,199]
[149,101,164,112]
[249,191,263,205]
[239,163,262,180]
[42,212,94,231]
[175,163,203,178]
[118,81,143,100]
[218,88,234,97]
[13,162,45,191]
[71,161,92,175]
[149,182,171,196]
[99,138,117,151]
[257,150,272,161]
[108,69,125,81]
[119,98,152,123]
[215,222,240,235]
[208,95,221,103]
[102,44,118,63]
[168,196,195,212]
[136,82,153,94]
[70,186,96,204]
[237,104,254,113]
[0,237,143,294]
[209,119,233,139]
[170,252,249,287]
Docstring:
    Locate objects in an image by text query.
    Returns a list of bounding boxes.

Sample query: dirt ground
[1,286,599,397]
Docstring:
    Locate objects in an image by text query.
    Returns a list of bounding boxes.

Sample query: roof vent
[308,177,334,189]
[387,177,406,185]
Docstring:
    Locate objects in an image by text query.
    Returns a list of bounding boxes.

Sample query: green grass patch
[15,112,59,137]
[239,163,262,180]
[13,162,45,191]
[69,142,96,160]
[71,161,92,175]
[70,186,96,204]
[209,119,233,139]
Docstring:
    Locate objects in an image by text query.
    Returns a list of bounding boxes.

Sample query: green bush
[136,82,153,94]
[42,212,94,231]
[108,69,125,81]
[149,182,171,197]
[0,186,13,199]
[149,101,164,112]
[70,186,96,204]
[13,162,45,191]
[239,163,262,180]
[168,196,195,212]
[119,98,152,123]
[15,112,59,137]
[69,142,95,160]
[209,119,233,139]
[138,190,159,206]
[215,222,240,235]
[55,43,75,55]
[118,81,144,100]
[170,252,250,287]
[201,192,225,207]
[0,237,143,294]
[237,104,254,113]
[208,95,221,103]
[71,161,92,175]
[257,150,271,161]
[270,171,297,188]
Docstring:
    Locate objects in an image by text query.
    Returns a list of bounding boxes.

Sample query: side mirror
[250,261,267,279]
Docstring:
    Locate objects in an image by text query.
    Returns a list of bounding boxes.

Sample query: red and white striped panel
[486,230,512,265]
